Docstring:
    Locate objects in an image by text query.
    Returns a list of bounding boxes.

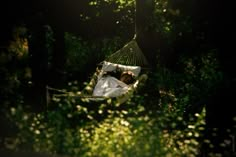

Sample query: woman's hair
[120,71,135,84]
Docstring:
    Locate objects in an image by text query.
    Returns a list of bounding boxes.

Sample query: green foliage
[5,92,207,157]
[177,50,223,103]
[0,26,30,108]
[83,0,135,37]
[65,33,92,73]
[65,32,123,78]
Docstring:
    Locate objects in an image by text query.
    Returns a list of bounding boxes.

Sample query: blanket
[92,76,130,97]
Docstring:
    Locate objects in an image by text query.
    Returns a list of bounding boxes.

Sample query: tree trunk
[28,13,48,112]
[46,0,67,88]
[135,0,174,69]
[49,26,67,88]
[135,0,160,68]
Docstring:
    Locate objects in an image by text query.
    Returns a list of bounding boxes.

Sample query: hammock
[50,39,149,104]
[105,39,149,67]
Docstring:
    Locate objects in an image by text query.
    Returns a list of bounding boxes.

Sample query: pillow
[101,61,141,77]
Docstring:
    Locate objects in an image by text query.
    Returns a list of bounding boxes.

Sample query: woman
[92,71,135,97]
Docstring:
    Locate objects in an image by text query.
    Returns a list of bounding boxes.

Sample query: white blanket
[92,76,129,97]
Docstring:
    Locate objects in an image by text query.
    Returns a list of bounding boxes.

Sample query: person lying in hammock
[92,71,135,97]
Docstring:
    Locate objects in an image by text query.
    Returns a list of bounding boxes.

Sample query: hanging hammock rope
[105,39,149,68]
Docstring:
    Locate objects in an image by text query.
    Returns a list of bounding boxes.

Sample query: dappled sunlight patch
[5,85,229,157]
[87,117,133,156]
[156,108,206,157]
